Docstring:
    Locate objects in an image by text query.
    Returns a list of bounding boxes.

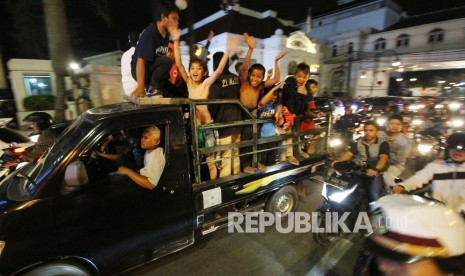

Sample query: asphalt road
[130,178,364,276]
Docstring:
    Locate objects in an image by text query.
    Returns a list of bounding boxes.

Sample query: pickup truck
[0,98,330,275]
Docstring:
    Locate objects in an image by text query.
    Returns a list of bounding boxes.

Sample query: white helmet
[367,194,465,263]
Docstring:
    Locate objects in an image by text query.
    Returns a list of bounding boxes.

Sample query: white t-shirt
[139,147,165,187]
[121,47,138,96]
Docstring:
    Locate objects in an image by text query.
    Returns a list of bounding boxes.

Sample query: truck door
[51,111,194,274]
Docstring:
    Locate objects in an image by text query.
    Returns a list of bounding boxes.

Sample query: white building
[297,0,465,98]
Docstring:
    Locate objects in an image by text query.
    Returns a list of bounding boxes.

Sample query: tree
[42,0,73,123]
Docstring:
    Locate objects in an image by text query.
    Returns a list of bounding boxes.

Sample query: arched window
[288,61,297,75]
[347,42,354,55]
[374,38,386,51]
[332,45,338,57]
[428,28,444,43]
[396,34,409,48]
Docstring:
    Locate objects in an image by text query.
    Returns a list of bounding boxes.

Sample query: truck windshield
[1,118,95,200]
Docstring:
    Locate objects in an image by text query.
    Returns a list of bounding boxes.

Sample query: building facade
[297,0,465,98]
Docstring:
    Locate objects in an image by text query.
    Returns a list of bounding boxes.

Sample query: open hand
[275,50,287,61]
[243,33,255,49]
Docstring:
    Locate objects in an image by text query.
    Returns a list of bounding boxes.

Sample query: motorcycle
[411,132,446,171]
[313,161,374,246]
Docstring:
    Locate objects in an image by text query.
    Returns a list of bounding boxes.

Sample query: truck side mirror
[62,161,89,194]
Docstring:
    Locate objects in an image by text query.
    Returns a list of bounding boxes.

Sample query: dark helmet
[445,132,465,161]
[23,112,54,130]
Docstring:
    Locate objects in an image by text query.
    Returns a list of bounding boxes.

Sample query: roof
[384,6,465,31]
[181,7,300,41]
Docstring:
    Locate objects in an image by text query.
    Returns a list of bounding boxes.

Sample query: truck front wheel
[20,260,95,276]
[265,185,298,218]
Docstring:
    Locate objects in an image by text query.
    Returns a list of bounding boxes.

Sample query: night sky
[1,0,464,60]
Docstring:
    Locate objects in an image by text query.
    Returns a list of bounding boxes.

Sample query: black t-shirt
[208,71,242,136]
[131,23,170,67]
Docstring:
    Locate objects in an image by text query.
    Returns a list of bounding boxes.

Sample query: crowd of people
[121,1,324,180]
[116,2,465,273]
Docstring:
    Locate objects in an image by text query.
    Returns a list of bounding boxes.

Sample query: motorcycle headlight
[412,119,423,126]
[452,119,464,128]
[328,184,357,203]
[449,102,461,111]
[418,144,433,154]
[376,117,386,126]
[329,138,342,148]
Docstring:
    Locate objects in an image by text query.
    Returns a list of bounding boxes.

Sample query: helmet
[445,132,465,161]
[366,195,465,263]
[23,112,54,131]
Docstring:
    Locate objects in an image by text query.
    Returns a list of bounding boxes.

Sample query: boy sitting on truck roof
[117,126,165,190]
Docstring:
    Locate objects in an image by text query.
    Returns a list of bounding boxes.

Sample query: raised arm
[259,81,285,107]
[239,33,255,83]
[264,50,287,88]
[171,28,189,83]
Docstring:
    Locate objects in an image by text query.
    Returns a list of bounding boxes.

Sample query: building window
[288,61,297,75]
[396,34,409,48]
[347,42,354,55]
[23,75,53,96]
[428,28,444,43]
[332,45,338,57]
[374,38,386,51]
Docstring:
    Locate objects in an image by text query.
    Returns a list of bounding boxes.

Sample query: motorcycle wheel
[312,212,337,246]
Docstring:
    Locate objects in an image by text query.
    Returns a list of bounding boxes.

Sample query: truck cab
[0,98,330,275]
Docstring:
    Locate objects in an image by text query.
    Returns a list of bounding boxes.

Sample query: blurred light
[37,83,46,87]
[449,102,461,110]
[438,80,446,84]
[360,71,366,79]
[69,62,80,70]
[412,119,423,126]
[418,144,433,154]
[452,119,464,128]
[29,78,37,83]
[392,60,401,67]
[175,0,187,10]
[410,78,417,81]
[396,78,403,82]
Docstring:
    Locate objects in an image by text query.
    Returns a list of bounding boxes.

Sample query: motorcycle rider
[394,132,465,212]
[358,104,371,120]
[333,120,389,203]
[335,106,361,129]
[358,194,465,276]
[379,114,412,188]
[8,112,57,164]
